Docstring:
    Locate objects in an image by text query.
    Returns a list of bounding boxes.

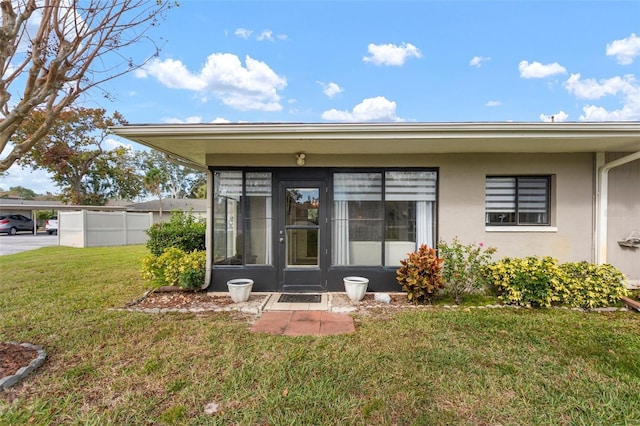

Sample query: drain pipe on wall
[161,153,213,291]
[596,150,640,265]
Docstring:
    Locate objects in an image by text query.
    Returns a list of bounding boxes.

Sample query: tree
[0,0,176,172]
[136,150,205,199]
[144,167,164,220]
[17,107,145,205]
[0,185,37,199]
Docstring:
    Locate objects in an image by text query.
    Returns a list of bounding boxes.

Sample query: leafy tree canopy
[15,107,144,205]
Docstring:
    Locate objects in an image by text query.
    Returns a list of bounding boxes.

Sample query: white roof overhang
[111,122,640,167]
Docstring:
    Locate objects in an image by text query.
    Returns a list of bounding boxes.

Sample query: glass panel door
[278,180,326,291]
[285,187,319,267]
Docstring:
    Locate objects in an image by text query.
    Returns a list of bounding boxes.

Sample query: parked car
[0,214,35,235]
[46,216,58,235]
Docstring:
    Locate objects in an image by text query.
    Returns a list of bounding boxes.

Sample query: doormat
[278,294,322,303]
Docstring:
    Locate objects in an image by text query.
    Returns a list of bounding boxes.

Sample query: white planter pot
[343,276,369,302]
[227,279,254,303]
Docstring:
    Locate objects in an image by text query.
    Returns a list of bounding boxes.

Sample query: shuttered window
[485,176,550,225]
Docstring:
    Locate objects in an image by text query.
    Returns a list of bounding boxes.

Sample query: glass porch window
[332,171,437,267]
[384,171,437,265]
[245,172,273,265]
[213,171,273,266]
[332,172,383,266]
[213,171,242,265]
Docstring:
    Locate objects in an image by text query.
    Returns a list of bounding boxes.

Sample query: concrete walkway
[250,310,356,336]
[247,293,357,336]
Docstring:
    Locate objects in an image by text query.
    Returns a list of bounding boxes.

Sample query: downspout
[596,150,640,265]
[203,168,213,290]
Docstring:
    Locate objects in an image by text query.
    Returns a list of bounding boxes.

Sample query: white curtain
[333,201,350,265]
[416,201,434,248]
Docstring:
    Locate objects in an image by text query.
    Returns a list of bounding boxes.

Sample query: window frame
[331,168,438,267]
[485,175,551,226]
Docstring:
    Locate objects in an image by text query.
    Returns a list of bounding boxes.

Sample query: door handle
[279,237,284,243]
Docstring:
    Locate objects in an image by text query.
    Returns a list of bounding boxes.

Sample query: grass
[1,246,640,425]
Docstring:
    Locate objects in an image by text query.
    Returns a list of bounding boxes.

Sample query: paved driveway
[0,233,58,256]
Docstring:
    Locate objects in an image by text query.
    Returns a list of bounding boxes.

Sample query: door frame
[276,173,329,292]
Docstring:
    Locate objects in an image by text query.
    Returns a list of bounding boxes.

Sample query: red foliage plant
[396,244,445,304]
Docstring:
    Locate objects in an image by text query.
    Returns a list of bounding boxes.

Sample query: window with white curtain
[384,171,436,265]
[333,170,437,267]
[332,173,383,266]
[485,176,550,225]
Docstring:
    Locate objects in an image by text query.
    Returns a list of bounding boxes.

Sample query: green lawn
[1,246,639,425]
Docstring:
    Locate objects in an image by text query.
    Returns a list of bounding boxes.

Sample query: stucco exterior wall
[208,152,596,264]
[436,153,594,263]
[606,154,640,284]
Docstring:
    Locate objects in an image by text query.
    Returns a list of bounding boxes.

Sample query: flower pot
[227,279,254,303]
[343,276,369,302]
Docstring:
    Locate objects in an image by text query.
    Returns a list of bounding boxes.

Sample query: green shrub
[145,209,205,257]
[486,256,629,308]
[141,248,206,290]
[559,261,629,309]
[485,256,563,307]
[397,244,445,304]
[179,250,207,291]
[439,237,497,304]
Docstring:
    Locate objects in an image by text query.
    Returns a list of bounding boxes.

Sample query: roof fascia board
[111,122,640,141]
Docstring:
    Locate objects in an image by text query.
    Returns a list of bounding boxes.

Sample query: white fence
[59,211,153,248]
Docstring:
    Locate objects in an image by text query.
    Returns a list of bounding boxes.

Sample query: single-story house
[111,122,640,292]
[126,198,206,223]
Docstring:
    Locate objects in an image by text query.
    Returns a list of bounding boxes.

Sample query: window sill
[485,226,558,233]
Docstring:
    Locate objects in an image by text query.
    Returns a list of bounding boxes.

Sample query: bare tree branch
[0,0,175,172]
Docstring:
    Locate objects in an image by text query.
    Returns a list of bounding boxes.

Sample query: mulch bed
[128,291,238,310]
[0,342,38,378]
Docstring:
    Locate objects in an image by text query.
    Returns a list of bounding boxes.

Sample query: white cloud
[539,111,569,122]
[318,81,343,98]
[257,30,273,41]
[485,100,502,107]
[564,73,640,121]
[105,137,133,150]
[162,116,203,124]
[0,164,58,195]
[211,117,231,123]
[606,33,640,65]
[135,59,205,90]
[470,56,491,68]
[564,73,634,99]
[321,96,403,122]
[137,54,287,112]
[363,43,422,66]
[519,60,567,79]
[234,28,286,42]
[235,28,253,39]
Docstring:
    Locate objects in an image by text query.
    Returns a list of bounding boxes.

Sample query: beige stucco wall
[436,153,594,263]
[207,152,596,264]
[606,154,640,284]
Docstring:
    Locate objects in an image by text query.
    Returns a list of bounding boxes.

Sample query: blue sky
[2,0,639,194]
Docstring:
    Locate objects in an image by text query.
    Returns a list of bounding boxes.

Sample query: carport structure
[0,199,128,235]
